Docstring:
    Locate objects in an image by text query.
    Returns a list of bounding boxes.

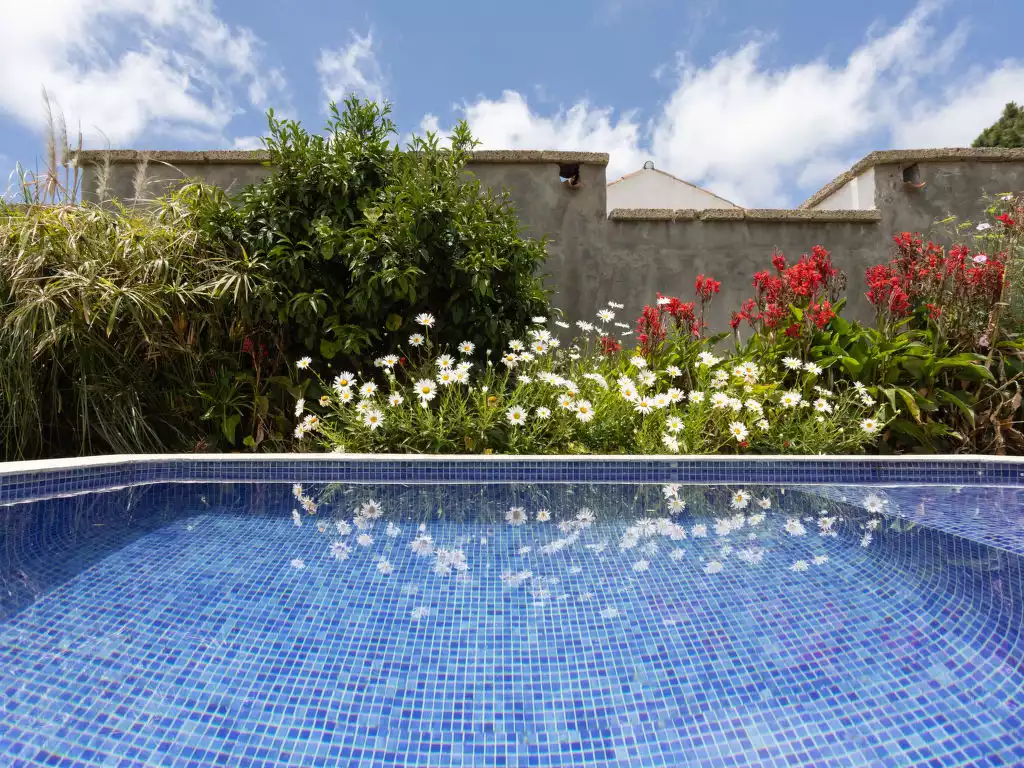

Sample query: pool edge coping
[3,452,1023,477]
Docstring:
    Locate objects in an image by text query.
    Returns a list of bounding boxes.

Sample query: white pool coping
[0,452,1018,477]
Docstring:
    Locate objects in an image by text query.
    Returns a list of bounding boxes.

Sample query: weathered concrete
[75,147,1024,332]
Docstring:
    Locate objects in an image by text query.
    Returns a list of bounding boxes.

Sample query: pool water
[1,481,1021,767]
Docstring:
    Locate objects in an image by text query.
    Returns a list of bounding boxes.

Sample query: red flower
[694,274,721,299]
[241,337,254,354]
[926,303,942,320]
[996,213,1016,228]
[599,335,621,355]
[729,312,742,330]
[784,323,801,338]
[738,440,749,449]
[771,251,787,272]
[809,299,834,329]
[762,303,788,329]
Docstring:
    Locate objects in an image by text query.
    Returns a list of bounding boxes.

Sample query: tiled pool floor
[1,483,1021,767]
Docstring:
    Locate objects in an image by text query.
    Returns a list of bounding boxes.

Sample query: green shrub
[0,189,271,458]
[201,97,550,369]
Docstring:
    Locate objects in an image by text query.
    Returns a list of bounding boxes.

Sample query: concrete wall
[77,147,1024,333]
[606,168,738,212]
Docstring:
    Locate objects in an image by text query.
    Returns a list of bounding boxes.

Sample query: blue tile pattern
[806,484,1024,557]
[1,480,1021,767]
[3,456,1024,505]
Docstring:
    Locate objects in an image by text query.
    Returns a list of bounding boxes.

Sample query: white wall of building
[607,168,738,212]
[809,167,876,210]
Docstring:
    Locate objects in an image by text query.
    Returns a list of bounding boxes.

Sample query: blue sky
[2,0,1023,206]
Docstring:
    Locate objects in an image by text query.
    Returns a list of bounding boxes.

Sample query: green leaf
[385,313,403,331]
[896,388,922,422]
[222,413,241,444]
[935,390,977,427]
[320,338,344,359]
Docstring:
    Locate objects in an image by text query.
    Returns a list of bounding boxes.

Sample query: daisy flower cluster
[289,297,887,455]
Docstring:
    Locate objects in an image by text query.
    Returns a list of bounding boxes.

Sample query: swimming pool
[1,457,1022,767]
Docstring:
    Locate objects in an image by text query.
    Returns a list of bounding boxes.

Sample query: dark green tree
[973,102,1024,148]
[202,97,551,366]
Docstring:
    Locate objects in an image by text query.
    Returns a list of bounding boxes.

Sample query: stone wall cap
[609,207,881,223]
[74,148,609,166]
[608,208,698,221]
[799,147,1024,209]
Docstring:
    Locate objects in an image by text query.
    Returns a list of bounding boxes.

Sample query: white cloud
[232,136,265,150]
[891,62,1024,147]
[0,0,285,147]
[428,2,1024,206]
[453,91,649,179]
[317,31,385,106]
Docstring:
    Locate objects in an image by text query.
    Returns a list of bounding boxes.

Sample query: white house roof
[607,166,739,208]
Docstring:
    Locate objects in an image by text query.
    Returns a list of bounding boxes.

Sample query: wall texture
[77,147,1024,333]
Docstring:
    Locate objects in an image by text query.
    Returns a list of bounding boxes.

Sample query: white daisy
[728,422,749,441]
[536,509,551,522]
[294,398,305,417]
[861,418,880,434]
[535,406,551,419]
[782,357,802,370]
[597,309,615,322]
[333,372,356,390]
[506,507,528,525]
[634,397,654,415]
[506,406,527,426]
[408,333,425,347]
[296,356,312,370]
[458,340,475,354]
[790,560,810,572]
[666,416,683,433]
[632,559,650,572]
[704,561,723,574]
[711,392,731,409]
[784,518,807,536]
[362,409,384,430]
[415,379,437,401]
[415,312,436,328]
[388,393,404,407]
[864,493,887,514]
[357,533,374,547]
[630,355,648,369]
[779,391,803,408]
[662,434,680,452]
[435,354,455,369]
[812,555,829,565]
[376,559,394,575]
[574,400,594,422]
[730,489,751,509]
[411,535,434,556]
[329,541,350,561]
[689,391,705,404]
[697,351,721,367]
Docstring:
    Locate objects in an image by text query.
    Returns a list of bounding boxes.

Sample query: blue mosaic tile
[0,480,1021,766]
[2,457,1024,505]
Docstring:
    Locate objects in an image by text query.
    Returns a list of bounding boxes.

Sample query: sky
[1,0,1023,207]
